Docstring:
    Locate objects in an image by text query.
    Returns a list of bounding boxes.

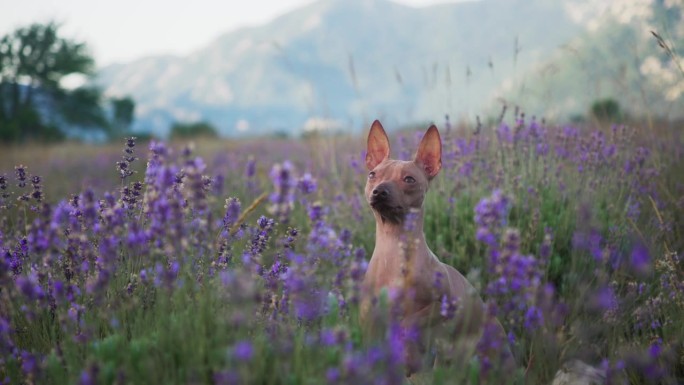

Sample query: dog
[359,120,514,381]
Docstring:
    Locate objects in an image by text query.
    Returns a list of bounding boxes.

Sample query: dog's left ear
[414,125,442,179]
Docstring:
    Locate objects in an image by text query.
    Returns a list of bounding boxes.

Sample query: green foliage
[0,21,135,143]
[110,96,135,137]
[170,121,218,139]
[57,86,108,128]
[591,98,622,122]
[0,104,64,142]
[0,21,94,87]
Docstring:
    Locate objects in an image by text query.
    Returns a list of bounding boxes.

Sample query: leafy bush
[591,98,622,122]
[170,121,219,139]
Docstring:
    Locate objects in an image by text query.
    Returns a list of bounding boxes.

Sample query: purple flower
[474,189,510,247]
[320,329,337,346]
[648,338,662,359]
[15,165,27,188]
[116,137,137,180]
[268,161,296,222]
[572,230,604,262]
[523,306,543,330]
[325,367,340,382]
[214,370,240,385]
[51,280,65,301]
[476,314,507,374]
[440,294,458,319]
[222,198,241,229]
[591,286,618,312]
[630,244,652,277]
[233,340,254,361]
[153,262,180,289]
[257,216,273,230]
[79,364,99,385]
[30,175,43,202]
[20,350,38,377]
[16,273,44,300]
[307,202,326,222]
[0,174,8,194]
[388,321,406,367]
[245,157,256,178]
[297,173,317,195]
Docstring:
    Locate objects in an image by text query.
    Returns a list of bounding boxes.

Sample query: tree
[591,98,622,122]
[170,121,218,139]
[59,86,108,128]
[0,21,101,142]
[110,96,135,137]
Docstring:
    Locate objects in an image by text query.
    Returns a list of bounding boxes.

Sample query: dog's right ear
[366,120,390,170]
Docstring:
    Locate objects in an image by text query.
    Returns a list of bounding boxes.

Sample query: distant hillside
[96,0,583,137]
[493,1,684,121]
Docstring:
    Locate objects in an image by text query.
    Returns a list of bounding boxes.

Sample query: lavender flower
[630,243,652,277]
[0,174,9,209]
[474,189,510,248]
[116,137,137,180]
[268,161,296,222]
[232,340,254,361]
[591,285,618,313]
[214,370,240,385]
[78,363,99,385]
[297,173,317,195]
[222,198,241,230]
[0,174,8,196]
[14,165,27,188]
[16,272,44,300]
[30,175,43,203]
[14,165,30,202]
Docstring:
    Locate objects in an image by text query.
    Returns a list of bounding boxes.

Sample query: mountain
[494,1,684,121]
[96,0,584,137]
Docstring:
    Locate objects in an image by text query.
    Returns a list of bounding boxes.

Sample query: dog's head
[364,120,442,225]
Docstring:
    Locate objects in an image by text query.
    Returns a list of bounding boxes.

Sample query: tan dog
[359,120,512,380]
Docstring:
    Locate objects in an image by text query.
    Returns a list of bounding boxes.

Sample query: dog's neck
[372,209,430,259]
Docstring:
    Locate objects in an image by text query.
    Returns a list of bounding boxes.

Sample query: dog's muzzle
[370,185,390,206]
[369,185,405,223]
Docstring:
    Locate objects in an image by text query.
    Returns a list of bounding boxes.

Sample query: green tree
[170,121,218,139]
[59,86,108,127]
[0,21,101,142]
[590,98,622,122]
[110,96,136,137]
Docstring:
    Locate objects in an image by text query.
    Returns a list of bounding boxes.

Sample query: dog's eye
[368,171,376,179]
[403,176,416,184]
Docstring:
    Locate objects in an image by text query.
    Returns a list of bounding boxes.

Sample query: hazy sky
[1,0,468,66]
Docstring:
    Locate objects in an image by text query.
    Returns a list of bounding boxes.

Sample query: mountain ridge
[96,0,583,136]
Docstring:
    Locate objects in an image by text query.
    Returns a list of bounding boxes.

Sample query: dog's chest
[363,251,438,306]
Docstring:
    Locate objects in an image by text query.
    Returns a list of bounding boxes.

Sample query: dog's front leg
[399,304,441,376]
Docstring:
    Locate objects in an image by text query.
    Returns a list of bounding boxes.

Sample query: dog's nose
[372,187,389,199]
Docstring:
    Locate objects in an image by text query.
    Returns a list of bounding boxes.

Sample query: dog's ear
[366,120,391,170]
[414,124,442,179]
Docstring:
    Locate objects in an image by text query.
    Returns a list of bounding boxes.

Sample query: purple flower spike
[297,173,317,195]
[233,340,254,361]
[474,189,511,248]
[591,285,618,312]
[16,273,44,301]
[268,161,296,222]
[78,363,99,385]
[630,244,652,277]
[223,198,242,229]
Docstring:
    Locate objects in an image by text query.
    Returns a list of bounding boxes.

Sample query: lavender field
[0,116,683,384]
